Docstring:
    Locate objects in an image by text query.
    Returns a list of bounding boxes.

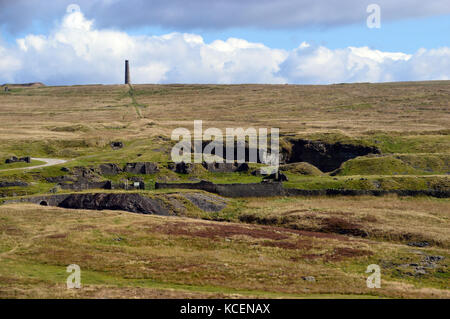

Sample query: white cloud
[278,44,415,84]
[0,10,449,85]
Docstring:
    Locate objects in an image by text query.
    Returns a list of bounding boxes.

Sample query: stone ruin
[5,156,31,164]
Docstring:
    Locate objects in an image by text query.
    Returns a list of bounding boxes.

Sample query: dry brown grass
[240,196,450,247]
[0,82,449,299]
[0,202,448,299]
[0,82,449,144]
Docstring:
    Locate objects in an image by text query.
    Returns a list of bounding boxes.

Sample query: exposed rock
[414,267,427,275]
[407,241,430,247]
[5,156,18,164]
[283,138,380,172]
[172,162,193,174]
[123,162,159,174]
[45,175,76,183]
[72,166,102,180]
[201,140,263,163]
[424,255,444,263]
[263,172,288,182]
[98,163,123,175]
[251,169,262,176]
[110,141,124,149]
[302,276,316,282]
[235,162,249,172]
[183,193,228,212]
[0,181,28,188]
[5,156,31,164]
[58,193,170,215]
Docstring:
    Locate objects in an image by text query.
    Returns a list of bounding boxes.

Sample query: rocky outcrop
[45,175,76,183]
[201,140,263,163]
[263,172,288,182]
[71,166,102,180]
[282,139,380,172]
[183,193,228,212]
[0,181,28,188]
[58,193,170,215]
[110,141,124,149]
[5,192,229,215]
[98,163,123,175]
[167,162,193,174]
[198,138,381,173]
[123,162,159,174]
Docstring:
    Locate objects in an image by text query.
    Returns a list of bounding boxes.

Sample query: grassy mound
[395,154,450,174]
[280,162,324,176]
[333,156,420,176]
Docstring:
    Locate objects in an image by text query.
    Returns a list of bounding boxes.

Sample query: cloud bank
[1,0,450,32]
[0,10,449,85]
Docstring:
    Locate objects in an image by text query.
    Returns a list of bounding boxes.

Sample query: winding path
[0,157,69,172]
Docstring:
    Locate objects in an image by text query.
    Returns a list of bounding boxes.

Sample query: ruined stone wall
[4,194,71,206]
[155,181,450,198]
[155,181,218,193]
[155,181,284,197]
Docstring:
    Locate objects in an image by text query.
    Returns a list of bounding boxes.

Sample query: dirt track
[0,158,68,171]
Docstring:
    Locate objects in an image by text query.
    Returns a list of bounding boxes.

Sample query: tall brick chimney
[125,60,130,84]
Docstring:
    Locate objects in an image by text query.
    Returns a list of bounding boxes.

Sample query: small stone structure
[5,156,31,164]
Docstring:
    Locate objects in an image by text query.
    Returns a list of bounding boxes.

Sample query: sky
[0,0,449,85]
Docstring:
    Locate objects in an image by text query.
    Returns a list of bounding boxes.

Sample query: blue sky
[125,14,450,53]
[0,0,449,85]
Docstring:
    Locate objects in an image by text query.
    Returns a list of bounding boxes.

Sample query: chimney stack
[125,60,130,84]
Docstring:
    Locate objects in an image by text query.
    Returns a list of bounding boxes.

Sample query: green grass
[334,156,420,176]
[0,160,46,171]
[334,154,450,176]
[284,174,449,191]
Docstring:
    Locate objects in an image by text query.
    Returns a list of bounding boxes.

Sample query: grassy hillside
[0,82,448,298]
[0,197,448,299]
